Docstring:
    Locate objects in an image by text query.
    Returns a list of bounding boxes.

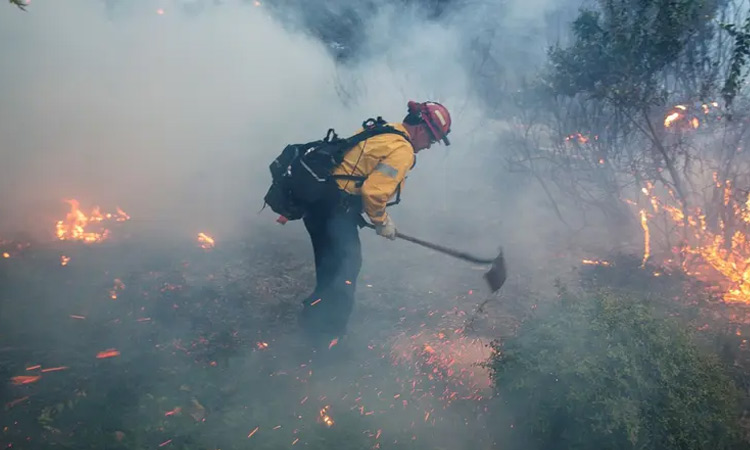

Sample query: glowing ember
[0,239,31,258]
[6,396,29,409]
[564,132,590,144]
[164,407,181,417]
[197,232,215,250]
[96,349,120,359]
[390,326,492,404]
[60,255,70,266]
[319,405,335,427]
[109,278,125,300]
[55,199,130,243]
[11,375,41,385]
[247,426,259,438]
[582,259,611,266]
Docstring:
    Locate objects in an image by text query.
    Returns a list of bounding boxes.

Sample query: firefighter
[299,100,452,343]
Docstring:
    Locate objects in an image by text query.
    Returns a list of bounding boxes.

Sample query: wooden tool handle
[362,223,495,264]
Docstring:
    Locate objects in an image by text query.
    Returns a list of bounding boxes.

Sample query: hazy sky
[0,0,578,244]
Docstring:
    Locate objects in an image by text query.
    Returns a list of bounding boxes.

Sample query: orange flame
[664,112,681,128]
[109,279,125,300]
[634,181,750,303]
[582,259,611,266]
[664,103,716,130]
[197,232,215,250]
[640,210,650,267]
[319,405,335,427]
[564,132,590,144]
[55,199,129,243]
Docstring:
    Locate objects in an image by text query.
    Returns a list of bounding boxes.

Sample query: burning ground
[0,200,529,450]
[3,196,749,449]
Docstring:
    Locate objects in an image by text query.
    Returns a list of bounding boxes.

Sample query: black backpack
[263,117,410,221]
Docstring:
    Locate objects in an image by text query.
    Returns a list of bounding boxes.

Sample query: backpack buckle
[362,116,387,129]
[324,128,338,143]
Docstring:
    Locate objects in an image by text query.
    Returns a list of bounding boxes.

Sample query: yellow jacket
[332,123,415,225]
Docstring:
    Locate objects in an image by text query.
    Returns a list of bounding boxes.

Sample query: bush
[487,288,746,450]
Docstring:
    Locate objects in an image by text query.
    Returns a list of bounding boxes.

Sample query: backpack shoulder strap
[343,117,411,148]
[329,117,412,185]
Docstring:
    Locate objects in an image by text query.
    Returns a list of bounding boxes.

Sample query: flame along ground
[576,102,750,304]
[635,103,750,303]
[21,181,750,443]
[2,238,499,448]
[2,198,499,448]
[55,199,130,243]
[583,101,750,304]
[3,105,748,447]
[52,199,216,253]
[632,179,750,304]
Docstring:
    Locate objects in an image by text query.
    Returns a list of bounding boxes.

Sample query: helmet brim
[424,116,451,146]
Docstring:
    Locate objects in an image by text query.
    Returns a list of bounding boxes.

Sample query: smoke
[0,1,342,239]
[0,0,589,287]
[0,0,592,448]
[0,0,580,238]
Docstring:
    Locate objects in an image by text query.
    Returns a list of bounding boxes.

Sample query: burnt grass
[1,235,749,449]
[0,232,526,450]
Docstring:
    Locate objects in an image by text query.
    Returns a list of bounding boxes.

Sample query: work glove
[375,215,397,240]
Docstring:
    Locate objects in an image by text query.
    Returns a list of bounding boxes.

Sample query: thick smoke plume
[0,0,580,244]
[0,1,595,449]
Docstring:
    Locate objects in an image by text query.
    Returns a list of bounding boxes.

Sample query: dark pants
[300,193,363,340]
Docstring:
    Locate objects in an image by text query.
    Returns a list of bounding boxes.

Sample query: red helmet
[407,100,452,145]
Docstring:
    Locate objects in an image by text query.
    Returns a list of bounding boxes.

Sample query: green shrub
[487,289,746,450]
